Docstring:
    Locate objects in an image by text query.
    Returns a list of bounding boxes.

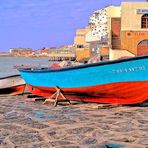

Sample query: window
[77,45,84,48]
[141,14,148,28]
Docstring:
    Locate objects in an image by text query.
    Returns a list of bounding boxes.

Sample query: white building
[86,5,121,43]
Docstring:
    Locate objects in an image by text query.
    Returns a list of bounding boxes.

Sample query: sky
[0,0,144,52]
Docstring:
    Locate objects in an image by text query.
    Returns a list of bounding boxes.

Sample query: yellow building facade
[74,26,91,61]
[121,2,148,56]
[108,2,148,60]
[74,26,90,51]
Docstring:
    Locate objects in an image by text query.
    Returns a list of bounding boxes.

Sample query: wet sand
[0,94,148,148]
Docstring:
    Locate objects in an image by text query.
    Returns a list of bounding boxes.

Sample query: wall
[121,2,148,31]
[76,49,90,61]
[107,6,121,42]
[74,26,90,51]
[109,49,135,60]
[88,5,121,44]
[121,2,148,54]
[121,31,148,55]
[100,46,109,55]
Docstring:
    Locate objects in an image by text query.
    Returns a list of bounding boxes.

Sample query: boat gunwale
[0,83,26,89]
[0,74,21,80]
[18,55,148,73]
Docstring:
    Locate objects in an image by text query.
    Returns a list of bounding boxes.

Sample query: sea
[0,57,52,78]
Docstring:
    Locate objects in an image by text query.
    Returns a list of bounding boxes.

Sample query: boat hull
[27,81,148,104]
[0,85,26,95]
[0,75,26,95]
[18,55,148,104]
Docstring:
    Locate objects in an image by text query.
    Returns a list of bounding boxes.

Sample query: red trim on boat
[27,81,148,104]
[0,84,26,95]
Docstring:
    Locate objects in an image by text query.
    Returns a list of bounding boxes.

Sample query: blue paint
[18,56,148,88]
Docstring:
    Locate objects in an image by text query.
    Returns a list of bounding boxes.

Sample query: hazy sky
[0,0,144,52]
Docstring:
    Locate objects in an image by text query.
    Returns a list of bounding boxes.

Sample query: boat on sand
[18,55,148,104]
[0,75,26,95]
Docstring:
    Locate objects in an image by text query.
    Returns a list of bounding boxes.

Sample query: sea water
[0,57,51,78]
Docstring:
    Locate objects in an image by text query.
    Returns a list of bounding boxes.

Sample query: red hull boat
[18,55,148,104]
[0,75,26,95]
[27,81,148,104]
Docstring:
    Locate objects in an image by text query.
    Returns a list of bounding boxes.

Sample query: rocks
[67,127,94,135]
[138,138,148,145]
[10,133,43,145]
[82,137,97,145]
[0,94,148,147]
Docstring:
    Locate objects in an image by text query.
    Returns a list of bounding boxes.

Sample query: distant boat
[18,55,148,104]
[0,75,26,95]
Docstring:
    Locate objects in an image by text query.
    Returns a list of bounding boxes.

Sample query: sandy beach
[0,93,148,148]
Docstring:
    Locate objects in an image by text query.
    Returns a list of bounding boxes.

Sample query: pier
[48,49,76,61]
[48,56,76,61]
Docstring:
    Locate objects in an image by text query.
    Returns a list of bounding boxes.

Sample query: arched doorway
[137,39,148,56]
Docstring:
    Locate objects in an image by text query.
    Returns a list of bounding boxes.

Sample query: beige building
[110,2,148,60]
[73,26,91,61]
[121,2,148,56]
[74,26,90,51]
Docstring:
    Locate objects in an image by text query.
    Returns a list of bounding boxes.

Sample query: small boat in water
[0,75,26,95]
[18,55,148,104]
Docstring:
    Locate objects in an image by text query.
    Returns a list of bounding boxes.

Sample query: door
[137,40,148,56]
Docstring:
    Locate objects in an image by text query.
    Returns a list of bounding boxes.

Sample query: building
[74,26,90,51]
[73,26,91,61]
[88,5,121,41]
[110,2,148,60]
[74,2,148,61]
[87,5,121,60]
[121,2,148,56]
[74,6,121,61]
[88,2,148,60]
[9,48,33,56]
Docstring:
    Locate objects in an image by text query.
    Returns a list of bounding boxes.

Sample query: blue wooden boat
[18,55,148,104]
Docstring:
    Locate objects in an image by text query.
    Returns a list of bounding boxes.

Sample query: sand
[0,93,148,148]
